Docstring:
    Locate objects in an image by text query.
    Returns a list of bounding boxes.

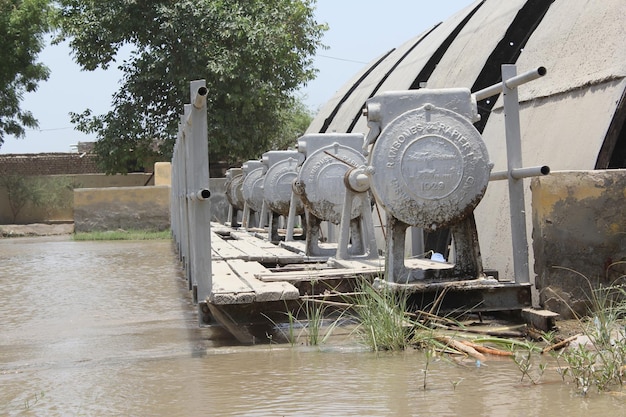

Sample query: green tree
[30,175,80,218]
[270,96,314,150]
[0,0,53,146]
[0,174,78,223]
[55,0,326,174]
[0,174,33,222]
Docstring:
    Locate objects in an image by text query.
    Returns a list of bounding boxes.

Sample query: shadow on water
[167,241,244,356]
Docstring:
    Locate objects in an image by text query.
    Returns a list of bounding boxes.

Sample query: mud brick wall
[0,153,100,176]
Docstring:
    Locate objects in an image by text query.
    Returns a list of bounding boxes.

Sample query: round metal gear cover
[299,144,367,224]
[263,158,302,216]
[225,174,245,210]
[241,168,265,213]
[370,105,491,228]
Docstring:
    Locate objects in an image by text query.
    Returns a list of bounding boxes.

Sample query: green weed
[264,295,348,347]
[351,280,414,351]
[516,265,626,395]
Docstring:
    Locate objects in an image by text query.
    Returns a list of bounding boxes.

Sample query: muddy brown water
[1,236,624,416]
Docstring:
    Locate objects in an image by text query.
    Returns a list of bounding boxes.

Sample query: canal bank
[0,223,74,237]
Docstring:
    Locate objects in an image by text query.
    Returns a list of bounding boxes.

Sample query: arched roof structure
[307,0,626,279]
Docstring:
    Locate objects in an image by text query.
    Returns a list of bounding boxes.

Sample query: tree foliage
[0,174,78,222]
[270,97,314,151]
[55,0,326,174]
[30,175,80,218]
[0,174,32,222]
[0,0,53,145]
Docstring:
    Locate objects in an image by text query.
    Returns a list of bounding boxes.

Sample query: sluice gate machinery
[291,133,378,260]
[215,66,549,320]
[261,150,304,242]
[224,167,244,228]
[169,67,561,341]
[241,160,264,230]
[364,88,492,283]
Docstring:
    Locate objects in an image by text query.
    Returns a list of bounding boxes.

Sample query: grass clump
[510,265,626,395]
[73,229,171,241]
[561,281,626,395]
[351,280,414,351]
[348,279,528,357]
[265,291,347,347]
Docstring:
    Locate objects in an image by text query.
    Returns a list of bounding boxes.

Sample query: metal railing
[477,65,548,284]
[171,80,212,317]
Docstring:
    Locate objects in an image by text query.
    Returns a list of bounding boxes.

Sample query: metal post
[178,125,188,267]
[285,189,299,241]
[170,142,177,249]
[184,106,195,288]
[186,80,212,308]
[502,64,530,284]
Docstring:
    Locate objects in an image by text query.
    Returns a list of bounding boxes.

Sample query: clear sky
[1,0,474,154]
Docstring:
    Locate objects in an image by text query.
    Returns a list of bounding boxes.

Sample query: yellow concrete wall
[532,170,626,317]
[0,173,153,224]
[74,186,171,232]
[74,173,154,188]
[154,162,171,186]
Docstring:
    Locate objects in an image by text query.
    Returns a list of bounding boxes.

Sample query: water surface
[1,236,624,416]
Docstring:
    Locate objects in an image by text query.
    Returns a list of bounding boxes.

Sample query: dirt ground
[0,223,74,237]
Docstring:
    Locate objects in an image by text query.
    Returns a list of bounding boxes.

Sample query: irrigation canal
[1,236,623,416]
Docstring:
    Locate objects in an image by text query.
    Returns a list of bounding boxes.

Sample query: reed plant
[264,295,347,347]
[349,279,525,355]
[351,280,415,351]
[511,345,542,384]
[302,297,347,346]
[263,307,301,346]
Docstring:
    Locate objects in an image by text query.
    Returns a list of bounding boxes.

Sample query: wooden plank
[227,231,307,264]
[227,259,299,302]
[329,258,385,272]
[256,265,382,282]
[224,237,279,262]
[210,231,247,260]
[279,240,307,254]
[210,222,235,236]
[279,240,337,256]
[209,259,255,304]
[229,230,277,248]
[404,258,455,271]
[331,258,453,274]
